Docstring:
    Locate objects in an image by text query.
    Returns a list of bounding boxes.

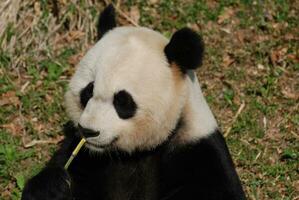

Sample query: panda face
[65,27,188,153]
[64,5,216,153]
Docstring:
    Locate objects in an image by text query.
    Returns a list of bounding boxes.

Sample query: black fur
[22,167,71,200]
[80,81,94,108]
[113,90,137,119]
[164,28,204,73]
[97,4,116,39]
[22,122,246,200]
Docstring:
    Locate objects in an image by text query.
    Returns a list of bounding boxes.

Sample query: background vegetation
[0,0,298,199]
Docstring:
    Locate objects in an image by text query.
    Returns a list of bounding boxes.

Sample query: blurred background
[0,0,298,199]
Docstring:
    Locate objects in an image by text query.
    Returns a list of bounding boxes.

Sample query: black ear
[97,4,116,39]
[164,28,204,73]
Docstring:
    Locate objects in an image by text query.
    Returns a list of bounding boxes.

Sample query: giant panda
[22,5,246,200]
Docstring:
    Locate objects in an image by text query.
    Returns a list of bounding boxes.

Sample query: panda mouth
[86,137,118,149]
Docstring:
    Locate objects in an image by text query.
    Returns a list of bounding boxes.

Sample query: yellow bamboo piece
[64,138,86,170]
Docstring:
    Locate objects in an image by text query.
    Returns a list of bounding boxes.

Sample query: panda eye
[113,90,137,119]
[80,82,94,108]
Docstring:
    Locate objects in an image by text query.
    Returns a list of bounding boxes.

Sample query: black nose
[78,124,100,138]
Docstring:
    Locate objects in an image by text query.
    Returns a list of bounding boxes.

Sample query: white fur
[65,27,218,152]
[175,71,218,143]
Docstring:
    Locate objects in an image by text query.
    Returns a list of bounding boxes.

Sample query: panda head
[65,5,217,153]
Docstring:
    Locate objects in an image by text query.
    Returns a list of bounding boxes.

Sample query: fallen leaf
[220,27,231,34]
[284,33,296,40]
[1,123,22,136]
[294,180,299,193]
[1,117,24,136]
[255,35,270,43]
[129,6,140,25]
[34,1,41,16]
[54,31,85,46]
[0,99,10,106]
[287,54,299,63]
[264,10,273,21]
[188,23,200,32]
[45,94,53,103]
[281,87,299,100]
[0,91,20,107]
[222,54,234,68]
[20,81,30,93]
[257,63,265,70]
[235,30,245,44]
[2,182,16,198]
[68,52,84,66]
[67,31,85,42]
[217,7,234,24]
[23,136,63,148]
[272,22,280,29]
[149,0,159,4]
[270,47,288,65]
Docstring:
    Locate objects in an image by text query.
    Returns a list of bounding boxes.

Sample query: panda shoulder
[164,130,231,169]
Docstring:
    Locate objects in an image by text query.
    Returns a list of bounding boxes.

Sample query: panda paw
[21,167,72,200]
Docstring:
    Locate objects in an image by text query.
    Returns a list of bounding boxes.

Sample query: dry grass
[0,0,298,199]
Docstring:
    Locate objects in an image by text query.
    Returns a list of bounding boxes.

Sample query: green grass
[0,0,298,199]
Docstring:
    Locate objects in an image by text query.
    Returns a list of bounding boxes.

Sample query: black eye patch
[80,82,94,108]
[113,90,137,119]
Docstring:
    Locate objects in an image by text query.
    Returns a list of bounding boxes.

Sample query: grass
[0,0,298,199]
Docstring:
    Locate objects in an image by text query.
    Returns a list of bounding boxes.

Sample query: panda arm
[193,130,246,199]
[21,122,78,200]
[164,130,246,200]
